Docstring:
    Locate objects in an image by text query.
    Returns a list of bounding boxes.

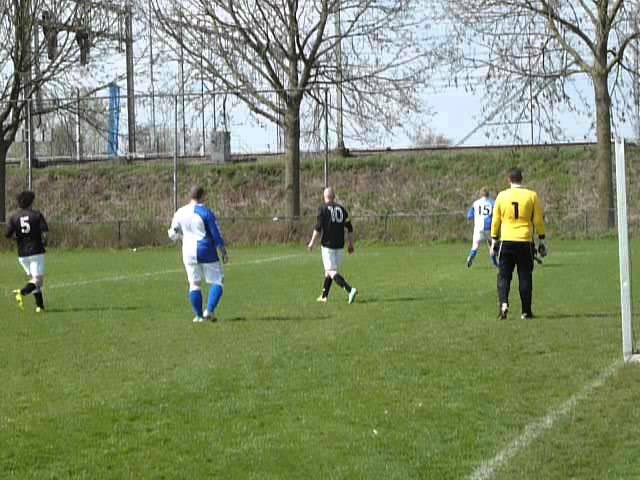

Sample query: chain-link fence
[3,89,331,225]
[2,90,639,248]
[0,209,634,250]
[7,89,329,164]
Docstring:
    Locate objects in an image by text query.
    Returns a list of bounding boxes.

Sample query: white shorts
[472,230,491,250]
[18,254,45,278]
[321,247,344,272]
[184,261,224,287]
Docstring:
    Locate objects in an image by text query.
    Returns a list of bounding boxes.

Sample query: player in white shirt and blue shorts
[168,186,228,323]
[466,187,498,268]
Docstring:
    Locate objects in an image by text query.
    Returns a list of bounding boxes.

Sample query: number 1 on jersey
[511,202,519,219]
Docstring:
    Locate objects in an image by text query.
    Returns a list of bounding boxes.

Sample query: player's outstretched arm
[167,215,182,242]
[347,233,354,254]
[345,221,354,254]
[467,207,474,221]
[532,193,546,238]
[490,238,498,257]
[219,246,229,264]
[4,217,16,239]
[537,239,548,257]
[307,230,320,251]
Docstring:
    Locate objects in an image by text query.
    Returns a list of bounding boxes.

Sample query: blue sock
[207,284,223,314]
[189,290,203,317]
[491,254,499,267]
[468,249,478,259]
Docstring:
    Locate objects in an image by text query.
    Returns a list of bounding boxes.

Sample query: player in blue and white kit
[168,186,228,323]
[466,187,498,268]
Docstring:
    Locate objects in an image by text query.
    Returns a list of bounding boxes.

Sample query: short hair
[190,185,206,201]
[479,186,490,197]
[323,187,335,201]
[17,190,35,209]
[508,168,523,183]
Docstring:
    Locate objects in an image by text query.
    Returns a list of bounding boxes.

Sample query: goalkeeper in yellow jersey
[490,168,547,320]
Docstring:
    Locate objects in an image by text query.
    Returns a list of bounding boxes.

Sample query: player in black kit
[5,191,49,312]
[307,187,357,304]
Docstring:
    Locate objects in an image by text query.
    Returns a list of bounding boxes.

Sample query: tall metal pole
[173,96,179,212]
[25,19,36,175]
[75,88,82,162]
[199,26,206,156]
[178,13,186,155]
[125,3,136,158]
[148,0,157,154]
[27,99,33,190]
[334,2,345,153]
[324,88,329,188]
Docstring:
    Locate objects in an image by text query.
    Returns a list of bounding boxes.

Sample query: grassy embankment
[3,144,638,247]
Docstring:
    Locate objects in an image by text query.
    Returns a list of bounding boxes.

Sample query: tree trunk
[285,103,301,220]
[593,72,614,231]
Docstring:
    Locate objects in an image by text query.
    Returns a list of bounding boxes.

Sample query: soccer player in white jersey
[466,187,498,268]
[168,186,228,323]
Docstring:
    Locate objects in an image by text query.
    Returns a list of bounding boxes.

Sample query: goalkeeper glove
[538,240,547,257]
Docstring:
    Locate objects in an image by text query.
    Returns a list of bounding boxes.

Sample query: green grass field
[2,240,640,479]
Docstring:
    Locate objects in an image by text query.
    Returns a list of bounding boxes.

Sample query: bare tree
[413,126,451,147]
[446,0,640,230]
[0,0,133,221]
[150,0,434,218]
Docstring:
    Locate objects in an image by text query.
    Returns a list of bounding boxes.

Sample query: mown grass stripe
[468,360,622,480]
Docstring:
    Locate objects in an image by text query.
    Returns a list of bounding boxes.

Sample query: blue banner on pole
[108,83,120,157]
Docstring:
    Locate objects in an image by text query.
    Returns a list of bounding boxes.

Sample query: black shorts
[497,241,535,273]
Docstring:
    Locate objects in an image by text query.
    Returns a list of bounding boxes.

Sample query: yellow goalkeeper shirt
[491,185,545,242]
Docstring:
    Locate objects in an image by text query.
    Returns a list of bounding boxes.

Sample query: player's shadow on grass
[46,306,143,313]
[357,296,429,305]
[259,314,331,322]
[225,315,331,322]
[542,312,614,320]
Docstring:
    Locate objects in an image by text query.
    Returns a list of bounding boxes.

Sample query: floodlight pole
[614,137,636,362]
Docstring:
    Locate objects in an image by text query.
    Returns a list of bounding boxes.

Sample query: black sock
[322,276,332,298]
[333,274,352,292]
[34,290,44,309]
[20,282,37,296]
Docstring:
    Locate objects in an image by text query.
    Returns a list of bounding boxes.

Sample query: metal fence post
[324,88,329,188]
[584,209,588,235]
[26,98,33,190]
[173,95,179,213]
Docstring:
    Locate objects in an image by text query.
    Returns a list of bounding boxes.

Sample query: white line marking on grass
[468,360,622,480]
[1,253,305,293]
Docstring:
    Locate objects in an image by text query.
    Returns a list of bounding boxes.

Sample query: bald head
[323,187,335,204]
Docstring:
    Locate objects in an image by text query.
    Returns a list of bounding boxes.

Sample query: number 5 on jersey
[20,216,31,234]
